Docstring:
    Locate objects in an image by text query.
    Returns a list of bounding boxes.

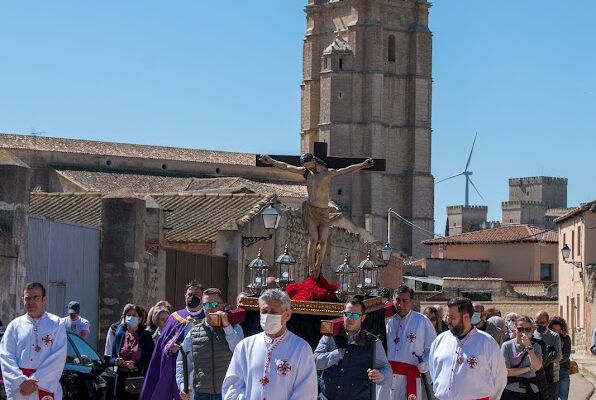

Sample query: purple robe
[140,308,204,400]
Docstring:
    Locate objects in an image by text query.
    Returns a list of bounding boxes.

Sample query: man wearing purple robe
[140,281,205,400]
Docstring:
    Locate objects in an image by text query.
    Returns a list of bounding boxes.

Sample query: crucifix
[256,142,385,281]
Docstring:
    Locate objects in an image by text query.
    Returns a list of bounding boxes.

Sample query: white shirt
[61,316,90,337]
[175,321,244,394]
[0,312,67,400]
[222,330,317,400]
[429,328,507,400]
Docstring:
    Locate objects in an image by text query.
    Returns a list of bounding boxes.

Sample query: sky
[1,1,594,235]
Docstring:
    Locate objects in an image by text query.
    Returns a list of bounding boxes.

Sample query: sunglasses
[517,327,532,333]
[344,311,362,320]
[204,301,221,309]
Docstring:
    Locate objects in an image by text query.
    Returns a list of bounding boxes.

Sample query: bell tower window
[388,35,396,62]
[339,58,343,69]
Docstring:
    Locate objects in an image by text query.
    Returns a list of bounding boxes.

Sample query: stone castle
[446,176,571,236]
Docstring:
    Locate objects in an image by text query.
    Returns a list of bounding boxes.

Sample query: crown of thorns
[300,153,326,166]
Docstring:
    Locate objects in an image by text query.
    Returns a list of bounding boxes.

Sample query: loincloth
[302,201,329,230]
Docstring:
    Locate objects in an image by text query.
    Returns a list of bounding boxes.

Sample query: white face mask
[260,313,283,335]
[507,320,516,331]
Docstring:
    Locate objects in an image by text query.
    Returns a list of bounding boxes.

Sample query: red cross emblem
[276,360,292,376]
[407,332,417,343]
[467,356,479,369]
[42,334,53,346]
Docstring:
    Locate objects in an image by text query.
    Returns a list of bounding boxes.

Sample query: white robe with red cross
[0,312,67,400]
[384,310,437,400]
[429,328,507,400]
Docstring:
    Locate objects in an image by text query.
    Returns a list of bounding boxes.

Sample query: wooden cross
[255,142,386,171]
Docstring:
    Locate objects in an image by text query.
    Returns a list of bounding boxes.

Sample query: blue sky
[1,1,594,234]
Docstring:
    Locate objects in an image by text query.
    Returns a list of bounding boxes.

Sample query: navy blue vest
[320,330,376,400]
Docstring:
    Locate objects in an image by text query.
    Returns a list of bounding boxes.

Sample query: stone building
[502,177,571,228]
[556,201,596,353]
[300,0,434,258]
[446,205,488,236]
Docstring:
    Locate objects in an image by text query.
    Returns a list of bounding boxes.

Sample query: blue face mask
[125,316,139,327]
[471,312,481,325]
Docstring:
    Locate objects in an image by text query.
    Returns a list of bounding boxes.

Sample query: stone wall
[421,300,559,319]
[0,151,30,323]
[99,192,166,345]
[423,258,489,278]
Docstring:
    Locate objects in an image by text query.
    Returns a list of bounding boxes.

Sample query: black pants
[501,388,538,400]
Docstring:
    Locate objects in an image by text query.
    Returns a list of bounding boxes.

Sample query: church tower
[301,0,434,258]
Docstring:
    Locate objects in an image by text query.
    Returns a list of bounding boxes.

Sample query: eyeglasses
[204,301,221,309]
[517,327,532,333]
[344,311,362,320]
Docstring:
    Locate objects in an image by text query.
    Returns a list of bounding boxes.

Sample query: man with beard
[385,285,436,400]
[429,297,507,400]
[140,281,205,400]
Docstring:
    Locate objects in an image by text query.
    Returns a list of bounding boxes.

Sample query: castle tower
[446,205,488,236]
[300,0,434,257]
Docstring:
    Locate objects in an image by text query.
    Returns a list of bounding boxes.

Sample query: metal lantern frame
[247,248,270,294]
[381,243,392,266]
[357,250,380,297]
[275,244,297,289]
[335,254,357,301]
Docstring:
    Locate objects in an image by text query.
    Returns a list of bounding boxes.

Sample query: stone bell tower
[300,0,434,258]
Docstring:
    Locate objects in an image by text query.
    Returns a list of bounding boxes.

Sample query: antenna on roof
[435,132,485,206]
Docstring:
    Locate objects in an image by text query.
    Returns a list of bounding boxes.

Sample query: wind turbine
[436,132,485,206]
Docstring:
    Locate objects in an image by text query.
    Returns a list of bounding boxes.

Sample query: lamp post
[242,201,281,248]
[275,244,296,289]
[335,254,356,301]
[247,248,270,295]
[357,250,380,298]
[561,243,583,279]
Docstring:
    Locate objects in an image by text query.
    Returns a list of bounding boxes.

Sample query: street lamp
[247,248,270,294]
[381,243,392,266]
[242,201,281,248]
[275,244,296,289]
[357,250,380,298]
[561,243,583,278]
[335,254,356,301]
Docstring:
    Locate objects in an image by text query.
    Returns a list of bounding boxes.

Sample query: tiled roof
[0,133,254,165]
[422,224,557,245]
[554,201,596,224]
[29,192,273,243]
[55,169,307,198]
[186,177,307,198]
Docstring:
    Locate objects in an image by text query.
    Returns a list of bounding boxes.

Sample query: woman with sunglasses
[423,306,443,336]
[501,315,543,400]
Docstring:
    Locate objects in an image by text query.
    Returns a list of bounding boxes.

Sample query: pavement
[572,355,596,400]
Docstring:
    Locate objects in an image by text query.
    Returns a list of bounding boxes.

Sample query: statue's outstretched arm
[330,158,374,177]
[259,155,305,175]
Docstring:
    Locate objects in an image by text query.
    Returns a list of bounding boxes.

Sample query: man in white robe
[0,282,67,400]
[429,297,507,400]
[385,285,436,400]
[222,289,317,400]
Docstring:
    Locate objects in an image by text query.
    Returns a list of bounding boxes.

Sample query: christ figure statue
[259,153,374,280]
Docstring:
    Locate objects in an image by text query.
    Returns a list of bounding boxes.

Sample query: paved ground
[572,355,596,400]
